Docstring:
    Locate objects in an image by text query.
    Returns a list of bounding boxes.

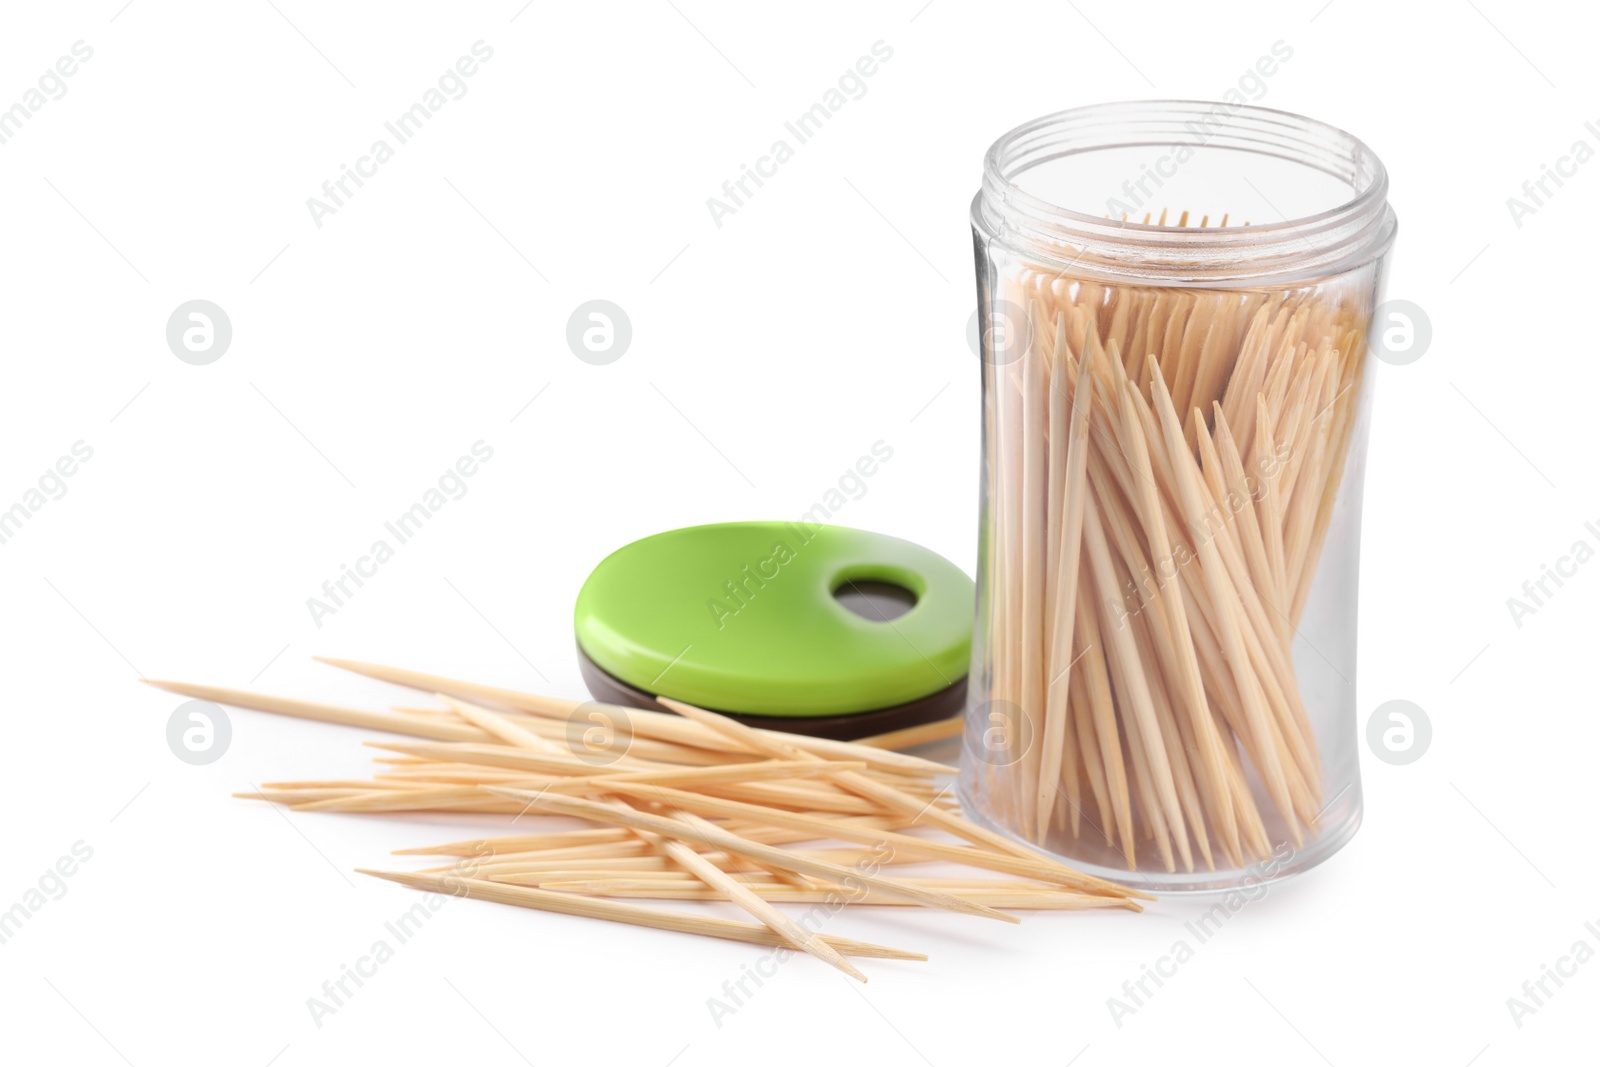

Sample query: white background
[0,1,1594,1064]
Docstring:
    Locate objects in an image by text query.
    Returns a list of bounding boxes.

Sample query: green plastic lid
[574,522,974,718]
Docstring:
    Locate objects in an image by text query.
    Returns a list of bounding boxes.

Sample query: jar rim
[974,100,1396,285]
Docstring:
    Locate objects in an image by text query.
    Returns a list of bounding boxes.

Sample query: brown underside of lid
[576,644,965,743]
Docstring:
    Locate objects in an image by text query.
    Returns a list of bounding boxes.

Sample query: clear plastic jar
[959,101,1396,892]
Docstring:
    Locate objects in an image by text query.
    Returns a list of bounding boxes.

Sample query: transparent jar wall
[958,103,1395,892]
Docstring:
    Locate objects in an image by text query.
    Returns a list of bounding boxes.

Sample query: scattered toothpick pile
[975,252,1370,873]
[144,659,1146,981]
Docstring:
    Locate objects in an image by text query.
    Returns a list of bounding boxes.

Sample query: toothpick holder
[959,101,1397,892]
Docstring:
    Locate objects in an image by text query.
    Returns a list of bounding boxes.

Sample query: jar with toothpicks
[960,101,1397,891]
